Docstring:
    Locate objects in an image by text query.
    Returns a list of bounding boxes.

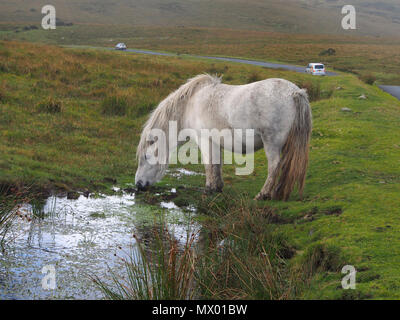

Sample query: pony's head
[135,127,168,190]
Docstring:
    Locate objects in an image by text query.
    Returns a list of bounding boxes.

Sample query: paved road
[121,48,337,76]
[124,48,174,57]
[379,85,400,100]
[194,55,338,76]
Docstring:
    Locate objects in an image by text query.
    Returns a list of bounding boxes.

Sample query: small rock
[336,86,343,90]
[359,94,367,100]
[341,107,352,112]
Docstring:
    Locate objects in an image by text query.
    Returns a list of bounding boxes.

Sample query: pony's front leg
[255,146,280,200]
[201,139,224,193]
[204,163,224,193]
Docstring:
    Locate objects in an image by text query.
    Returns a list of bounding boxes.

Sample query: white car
[306,63,326,76]
[115,43,127,50]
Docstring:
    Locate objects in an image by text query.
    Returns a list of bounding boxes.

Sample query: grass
[1,40,400,299]
[194,191,299,299]
[36,98,63,114]
[101,95,128,117]
[1,23,400,85]
[359,73,377,86]
[295,80,334,102]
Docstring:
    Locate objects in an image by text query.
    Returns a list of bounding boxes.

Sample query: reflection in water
[0,191,199,299]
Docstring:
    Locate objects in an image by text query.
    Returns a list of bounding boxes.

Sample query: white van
[306,63,326,76]
[115,43,127,50]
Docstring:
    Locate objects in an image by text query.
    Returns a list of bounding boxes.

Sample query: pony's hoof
[254,194,263,201]
[204,187,223,195]
[254,193,271,201]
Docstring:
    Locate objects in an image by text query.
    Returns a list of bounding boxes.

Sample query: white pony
[135,74,312,201]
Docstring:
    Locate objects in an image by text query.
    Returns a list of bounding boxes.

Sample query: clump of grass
[319,48,336,56]
[359,73,377,85]
[196,191,298,299]
[101,95,128,116]
[300,243,344,278]
[0,184,29,249]
[93,227,197,300]
[36,98,63,114]
[298,81,321,102]
[101,92,156,118]
[197,236,296,299]
[22,25,39,31]
[296,80,333,102]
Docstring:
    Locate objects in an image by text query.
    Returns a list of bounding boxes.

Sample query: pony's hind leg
[255,145,281,201]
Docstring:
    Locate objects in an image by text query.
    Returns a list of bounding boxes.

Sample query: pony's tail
[271,89,312,201]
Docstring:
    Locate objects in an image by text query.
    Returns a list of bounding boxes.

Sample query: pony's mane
[137,74,221,158]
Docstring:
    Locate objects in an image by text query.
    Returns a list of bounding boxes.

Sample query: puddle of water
[160,201,180,210]
[0,190,200,300]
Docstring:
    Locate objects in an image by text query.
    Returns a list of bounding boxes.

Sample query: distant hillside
[0,0,399,36]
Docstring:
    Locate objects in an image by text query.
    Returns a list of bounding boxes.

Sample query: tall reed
[0,184,28,249]
[93,226,198,300]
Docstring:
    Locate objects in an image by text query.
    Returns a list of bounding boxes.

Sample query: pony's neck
[138,74,221,162]
[146,105,183,166]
